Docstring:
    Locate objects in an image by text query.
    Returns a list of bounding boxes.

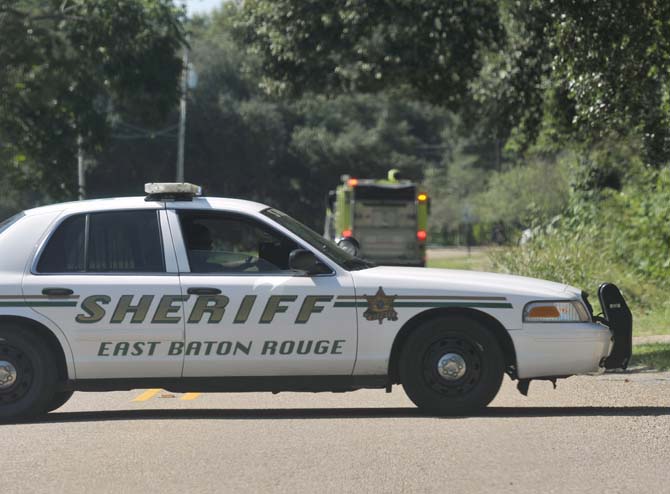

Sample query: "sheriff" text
[77,294,334,325]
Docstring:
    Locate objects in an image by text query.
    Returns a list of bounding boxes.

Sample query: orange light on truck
[417,230,427,241]
[342,229,353,238]
[417,193,428,202]
[347,178,359,187]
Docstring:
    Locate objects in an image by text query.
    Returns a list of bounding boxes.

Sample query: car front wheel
[399,316,504,416]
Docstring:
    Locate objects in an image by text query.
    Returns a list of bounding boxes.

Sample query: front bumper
[511,321,613,379]
[512,283,632,380]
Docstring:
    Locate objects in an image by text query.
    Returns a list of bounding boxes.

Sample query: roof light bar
[144,182,202,201]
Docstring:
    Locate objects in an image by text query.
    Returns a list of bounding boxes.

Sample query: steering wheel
[237,255,258,272]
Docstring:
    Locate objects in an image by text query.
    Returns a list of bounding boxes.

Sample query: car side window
[178,211,299,274]
[87,211,164,272]
[37,215,86,273]
[37,210,165,273]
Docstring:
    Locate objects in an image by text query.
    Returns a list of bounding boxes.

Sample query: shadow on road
[2,406,669,425]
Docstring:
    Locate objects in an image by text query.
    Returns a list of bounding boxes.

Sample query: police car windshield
[261,208,374,271]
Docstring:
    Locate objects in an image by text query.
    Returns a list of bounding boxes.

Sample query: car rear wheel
[399,316,504,416]
[0,328,57,421]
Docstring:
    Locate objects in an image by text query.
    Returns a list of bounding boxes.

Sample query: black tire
[46,390,74,413]
[399,316,504,416]
[0,327,58,421]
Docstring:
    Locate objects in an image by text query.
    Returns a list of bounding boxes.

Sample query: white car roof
[22,196,270,216]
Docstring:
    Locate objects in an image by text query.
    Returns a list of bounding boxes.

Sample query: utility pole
[176,46,188,183]
[77,134,85,200]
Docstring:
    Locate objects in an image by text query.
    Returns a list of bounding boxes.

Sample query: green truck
[325,170,429,266]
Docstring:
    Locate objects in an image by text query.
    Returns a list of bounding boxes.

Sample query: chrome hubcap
[436,353,467,381]
[0,360,17,390]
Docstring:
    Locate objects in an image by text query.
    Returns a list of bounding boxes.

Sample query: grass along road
[426,247,493,271]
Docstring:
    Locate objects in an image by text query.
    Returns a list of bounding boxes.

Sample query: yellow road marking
[181,392,201,401]
[132,389,161,402]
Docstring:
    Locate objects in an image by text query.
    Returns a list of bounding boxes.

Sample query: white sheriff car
[0,184,632,419]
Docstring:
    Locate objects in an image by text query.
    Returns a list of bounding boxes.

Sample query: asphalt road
[2,372,669,494]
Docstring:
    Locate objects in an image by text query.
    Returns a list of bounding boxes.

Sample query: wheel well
[0,316,69,384]
[387,308,518,384]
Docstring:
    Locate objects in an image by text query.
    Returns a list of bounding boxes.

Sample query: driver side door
[166,207,358,377]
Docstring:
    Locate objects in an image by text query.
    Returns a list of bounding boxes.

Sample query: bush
[474,157,570,227]
[606,168,670,285]
[490,167,670,334]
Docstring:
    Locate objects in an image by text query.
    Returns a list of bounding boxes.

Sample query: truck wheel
[0,328,57,421]
[46,391,74,412]
[399,316,504,416]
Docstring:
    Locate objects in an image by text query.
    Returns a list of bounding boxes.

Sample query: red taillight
[347,178,359,187]
[417,230,427,241]
[342,229,353,238]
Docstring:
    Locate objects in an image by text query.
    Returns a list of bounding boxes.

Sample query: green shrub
[474,158,570,227]
[491,165,670,335]
[491,232,670,335]
[605,168,670,286]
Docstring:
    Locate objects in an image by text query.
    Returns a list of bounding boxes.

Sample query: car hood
[350,266,582,300]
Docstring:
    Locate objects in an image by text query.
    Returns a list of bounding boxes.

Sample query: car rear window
[37,210,165,273]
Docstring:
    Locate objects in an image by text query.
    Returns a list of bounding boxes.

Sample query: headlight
[523,300,590,323]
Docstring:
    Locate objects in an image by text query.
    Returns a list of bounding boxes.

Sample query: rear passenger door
[22,208,185,379]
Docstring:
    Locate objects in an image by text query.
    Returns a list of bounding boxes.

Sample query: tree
[466,1,553,155]
[89,4,452,230]
[240,0,670,169]
[237,0,502,110]
[0,0,186,198]
[287,92,450,221]
[545,0,670,166]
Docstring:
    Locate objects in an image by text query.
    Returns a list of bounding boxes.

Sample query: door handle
[187,287,222,295]
[42,287,74,297]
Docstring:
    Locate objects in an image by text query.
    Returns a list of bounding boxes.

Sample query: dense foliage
[237,0,502,110]
[87,6,450,229]
[492,153,670,327]
[238,0,670,313]
[241,0,670,166]
[0,0,186,198]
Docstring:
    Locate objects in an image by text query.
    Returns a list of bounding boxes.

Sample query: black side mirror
[289,249,330,275]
